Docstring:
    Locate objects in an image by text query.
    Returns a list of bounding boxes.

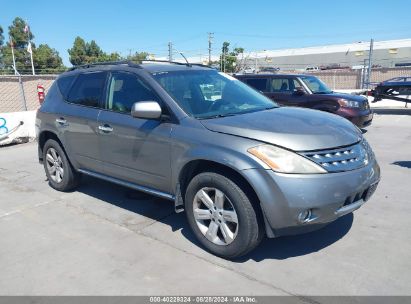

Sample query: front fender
[170,125,265,192]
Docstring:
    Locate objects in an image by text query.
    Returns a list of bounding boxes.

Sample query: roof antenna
[179,52,191,67]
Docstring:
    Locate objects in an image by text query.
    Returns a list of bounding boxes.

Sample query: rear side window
[246,78,268,92]
[67,72,107,107]
[57,75,76,99]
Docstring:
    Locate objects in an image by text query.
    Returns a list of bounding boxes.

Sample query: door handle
[56,118,67,125]
[98,125,113,133]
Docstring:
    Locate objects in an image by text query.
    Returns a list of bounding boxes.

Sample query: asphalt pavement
[0,112,410,297]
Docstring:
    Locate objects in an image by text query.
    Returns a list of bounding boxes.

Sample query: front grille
[302,142,368,172]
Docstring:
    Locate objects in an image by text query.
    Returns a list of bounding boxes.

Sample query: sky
[1,0,411,66]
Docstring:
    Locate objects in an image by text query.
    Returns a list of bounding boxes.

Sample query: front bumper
[242,159,380,237]
[337,107,373,128]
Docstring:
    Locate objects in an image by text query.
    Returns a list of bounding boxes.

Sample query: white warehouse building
[240,39,411,71]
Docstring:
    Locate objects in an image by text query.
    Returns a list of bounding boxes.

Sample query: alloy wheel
[193,187,239,245]
[45,147,64,183]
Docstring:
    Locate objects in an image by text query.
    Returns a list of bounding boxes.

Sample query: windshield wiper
[197,107,276,119]
[196,113,238,119]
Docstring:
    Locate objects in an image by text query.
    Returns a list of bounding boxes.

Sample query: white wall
[0,111,37,146]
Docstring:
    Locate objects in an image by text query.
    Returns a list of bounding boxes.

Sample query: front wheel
[185,172,262,259]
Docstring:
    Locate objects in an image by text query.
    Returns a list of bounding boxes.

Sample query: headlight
[362,138,375,163]
[248,144,327,174]
[337,99,360,108]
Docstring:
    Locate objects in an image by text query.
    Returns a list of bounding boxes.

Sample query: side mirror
[294,87,306,96]
[131,101,162,119]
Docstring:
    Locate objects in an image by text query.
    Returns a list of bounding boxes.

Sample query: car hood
[321,92,368,102]
[200,107,362,151]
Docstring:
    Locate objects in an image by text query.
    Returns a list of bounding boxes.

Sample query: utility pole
[168,42,173,62]
[366,38,374,89]
[254,53,258,72]
[361,59,367,89]
[208,32,214,66]
[223,49,226,73]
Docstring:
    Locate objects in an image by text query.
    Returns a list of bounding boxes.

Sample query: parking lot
[0,111,410,297]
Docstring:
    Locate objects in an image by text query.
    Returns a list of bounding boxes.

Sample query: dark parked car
[234,74,373,128]
[372,76,411,102]
[36,61,380,258]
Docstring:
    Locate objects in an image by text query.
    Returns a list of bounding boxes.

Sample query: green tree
[0,26,4,47]
[0,26,4,69]
[33,44,64,74]
[220,42,244,73]
[9,17,33,49]
[68,36,87,65]
[68,37,124,65]
[127,51,148,63]
[86,40,103,59]
[0,17,64,74]
[6,17,35,73]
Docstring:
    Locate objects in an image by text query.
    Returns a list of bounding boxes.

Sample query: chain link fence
[0,75,57,113]
[295,67,411,90]
[1,67,411,113]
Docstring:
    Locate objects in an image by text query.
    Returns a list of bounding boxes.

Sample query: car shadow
[235,213,353,262]
[373,108,411,115]
[392,161,411,169]
[76,175,353,262]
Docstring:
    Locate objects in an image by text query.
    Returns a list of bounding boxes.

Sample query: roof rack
[68,60,141,71]
[141,59,212,69]
[68,59,213,71]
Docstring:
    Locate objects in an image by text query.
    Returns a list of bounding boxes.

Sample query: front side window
[106,72,158,113]
[152,70,276,119]
[299,76,332,94]
[67,72,107,107]
[270,78,296,92]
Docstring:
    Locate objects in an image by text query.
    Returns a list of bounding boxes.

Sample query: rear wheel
[43,139,80,191]
[185,172,262,259]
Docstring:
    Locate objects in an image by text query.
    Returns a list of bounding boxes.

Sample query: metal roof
[247,39,411,58]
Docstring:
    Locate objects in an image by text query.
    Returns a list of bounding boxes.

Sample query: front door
[97,71,173,194]
[265,77,307,106]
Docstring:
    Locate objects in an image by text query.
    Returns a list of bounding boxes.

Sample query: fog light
[298,209,312,223]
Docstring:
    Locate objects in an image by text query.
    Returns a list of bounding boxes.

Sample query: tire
[185,172,263,259]
[42,139,80,191]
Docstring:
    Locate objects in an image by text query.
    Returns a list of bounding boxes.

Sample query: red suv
[235,74,373,128]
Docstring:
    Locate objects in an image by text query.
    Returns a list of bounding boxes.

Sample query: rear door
[97,70,173,193]
[243,77,268,93]
[57,71,107,173]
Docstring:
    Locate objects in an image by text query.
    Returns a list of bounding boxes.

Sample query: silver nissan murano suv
[36,61,380,259]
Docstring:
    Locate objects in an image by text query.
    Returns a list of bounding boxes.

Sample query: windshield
[152,70,277,119]
[299,75,333,94]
